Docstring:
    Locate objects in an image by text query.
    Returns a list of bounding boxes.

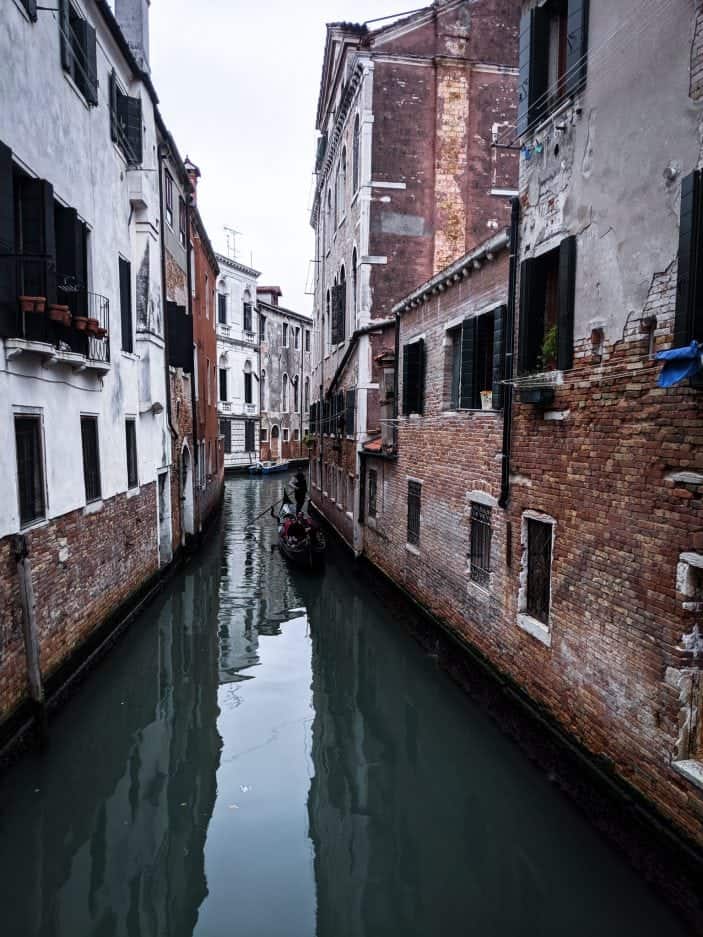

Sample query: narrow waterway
[0,476,690,937]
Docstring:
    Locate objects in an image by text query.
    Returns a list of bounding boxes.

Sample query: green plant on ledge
[539,324,558,371]
[302,432,314,449]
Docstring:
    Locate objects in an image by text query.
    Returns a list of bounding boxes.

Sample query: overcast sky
[149,0,412,314]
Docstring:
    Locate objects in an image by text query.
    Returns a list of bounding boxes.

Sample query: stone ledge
[517,613,552,647]
[672,760,703,793]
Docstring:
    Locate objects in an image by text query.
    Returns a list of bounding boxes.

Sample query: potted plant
[302,432,314,450]
[480,390,493,410]
[48,303,70,325]
[19,296,46,314]
[86,317,100,335]
[95,326,107,339]
[540,324,558,371]
[73,315,89,331]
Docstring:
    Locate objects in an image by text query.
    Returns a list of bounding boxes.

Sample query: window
[326,189,332,249]
[283,322,289,347]
[164,171,174,227]
[351,249,358,325]
[368,469,378,519]
[81,415,101,502]
[526,518,553,624]
[304,377,310,412]
[402,340,425,415]
[259,314,266,341]
[331,280,346,344]
[109,71,142,165]
[178,197,186,246]
[15,415,45,527]
[205,274,210,319]
[219,368,227,401]
[282,374,288,411]
[220,418,232,454]
[283,427,290,443]
[119,257,133,353]
[450,308,504,410]
[294,327,300,349]
[352,114,360,193]
[293,428,300,442]
[245,420,255,452]
[244,371,253,404]
[59,0,98,105]
[260,428,268,443]
[407,480,421,546]
[294,377,299,412]
[125,419,138,489]
[337,468,344,507]
[20,0,38,22]
[337,148,347,225]
[218,293,227,324]
[305,329,310,352]
[519,239,576,374]
[517,0,589,136]
[470,502,492,587]
[675,170,703,345]
[207,359,211,405]
[325,290,331,349]
[347,474,354,513]
[243,298,252,332]
[261,369,266,409]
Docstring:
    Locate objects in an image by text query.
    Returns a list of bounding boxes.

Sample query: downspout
[185,190,200,514]
[499,196,520,509]
[393,311,400,452]
[157,145,178,446]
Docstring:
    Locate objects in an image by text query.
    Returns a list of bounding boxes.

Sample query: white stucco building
[215,253,261,470]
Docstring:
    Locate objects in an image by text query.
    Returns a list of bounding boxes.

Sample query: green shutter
[517,259,536,373]
[492,305,506,410]
[460,318,476,409]
[517,10,534,136]
[83,21,99,106]
[558,236,577,371]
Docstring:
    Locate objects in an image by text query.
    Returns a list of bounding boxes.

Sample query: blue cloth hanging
[656,341,702,387]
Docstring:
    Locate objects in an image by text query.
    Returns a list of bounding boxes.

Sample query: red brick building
[309,0,519,551]
[185,159,223,531]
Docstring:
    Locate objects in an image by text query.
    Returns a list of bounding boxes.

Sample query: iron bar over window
[15,415,45,527]
[470,502,492,587]
[407,480,421,546]
[125,419,138,489]
[527,518,552,623]
[81,415,101,502]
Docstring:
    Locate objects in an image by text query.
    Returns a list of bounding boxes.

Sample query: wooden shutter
[125,95,143,165]
[0,141,16,338]
[336,390,345,433]
[517,9,548,135]
[460,318,476,409]
[331,283,345,344]
[22,179,56,304]
[518,259,539,373]
[109,71,118,142]
[517,10,534,137]
[675,172,703,346]
[83,21,98,106]
[565,0,589,97]
[403,340,424,415]
[120,257,133,353]
[345,388,356,436]
[23,0,38,21]
[492,305,506,410]
[557,236,576,371]
[59,0,71,72]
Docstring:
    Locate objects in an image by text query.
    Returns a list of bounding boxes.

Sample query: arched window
[352,114,360,193]
[352,247,358,324]
[294,376,299,412]
[243,359,253,404]
[326,189,332,248]
[243,289,252,332]
[304,377,310,412]
[282,373,288,412]
[218,352,229,402]
[261,368,266,410]
[339,265,346,341]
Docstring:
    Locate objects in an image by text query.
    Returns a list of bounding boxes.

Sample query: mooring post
[12,534,48,747]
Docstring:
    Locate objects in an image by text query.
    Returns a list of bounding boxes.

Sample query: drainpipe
[157,144,178,446]
[393,311,400,452]
[12,535,48,746]
[499,196,520,509]
[185,190,199,504]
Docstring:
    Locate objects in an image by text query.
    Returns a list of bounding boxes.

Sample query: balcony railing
[2,256,110,366]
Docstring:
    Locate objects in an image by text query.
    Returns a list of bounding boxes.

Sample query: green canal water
[0,475,691,936]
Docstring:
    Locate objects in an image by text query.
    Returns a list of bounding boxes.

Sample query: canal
[0,475,691,937]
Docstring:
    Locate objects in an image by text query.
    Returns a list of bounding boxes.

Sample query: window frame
[368,467,378,519]
[15,413,47,528]
[518,511,556,646]
[407,479,422,547]
[125,417,138,490]
[164,171,174,228]
[469,501,492,588]
[80,414,102,503]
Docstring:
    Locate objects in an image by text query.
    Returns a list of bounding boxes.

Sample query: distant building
[257,287,312,462]
[215,253,261,470]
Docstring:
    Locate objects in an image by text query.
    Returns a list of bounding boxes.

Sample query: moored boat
[249,459,290,475]
[274,502,326,569]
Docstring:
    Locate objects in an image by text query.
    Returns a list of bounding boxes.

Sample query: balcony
[217,322,231,339]
[244,402,257,415]
[243,330,256,344]
[2,258,110,372]
[219,401,232,413]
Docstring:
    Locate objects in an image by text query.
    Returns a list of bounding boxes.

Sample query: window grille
[527,518,552,623]
[125,419,138,489]
[407,480,421,546]
[15,416,45,527]
[81,415,101,502]
[470,503,492,587]
[368,469,377,519]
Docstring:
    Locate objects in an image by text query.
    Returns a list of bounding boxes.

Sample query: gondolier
[291,470,308,514]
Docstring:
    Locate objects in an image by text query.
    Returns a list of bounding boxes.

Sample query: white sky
[149,0,415,315]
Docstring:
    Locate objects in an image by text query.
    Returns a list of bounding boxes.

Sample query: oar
[249,496,284,525]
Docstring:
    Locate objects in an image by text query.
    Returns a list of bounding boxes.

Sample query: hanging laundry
[656,341,702,387]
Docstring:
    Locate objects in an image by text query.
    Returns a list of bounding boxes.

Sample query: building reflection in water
[0,528,224,937]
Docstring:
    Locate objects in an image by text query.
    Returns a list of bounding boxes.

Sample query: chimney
[184,157,201,207]
[115,0,151,74]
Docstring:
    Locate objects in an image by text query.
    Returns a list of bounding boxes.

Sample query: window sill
[405,543,420,556]
[672,759,703,793]
[63,71,91,111]
[367,516,377,529]
[467,579,491,601]
[345,510,353,520]
[121,350,140,361]
[517,613,551,647]
[521,94,580,142]
[20,516,49,533]
[126,486,141,499]
[84,499,104,516]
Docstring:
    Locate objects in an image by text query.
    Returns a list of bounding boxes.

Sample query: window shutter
[402,342,410,414]
[565,0,589,97]
[674,172,703,346]
[0,141,17,338]
[120,257,133,353]
[125,95,143,165]
[83,22,99,106]
[345,388,356,436]
[518,259,538,373]
[403,341,424,415]
[23,179,56,304]
[558,236,577,371]
[460,318,476,409]
[492,305,506,410]
[336,390,345,433]
[109,71,118,142]
[59,0,71,72]
[517,10,534,137]
[331,283,345,344]
[23,0,38,21]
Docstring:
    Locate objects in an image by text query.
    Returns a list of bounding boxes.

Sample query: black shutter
[331,282,345,344]
[223,420,232,454]
[518,259,538,373]
[517,10,548,135]
[125,95,143,165]
[55,205,78,290]
[674,172,703,346]
[403,341,424,414]
[22,179,56,304]
[167,301,192,370]
[336,390,345,433]
[23,0,38,21]
[566,0,589,97]
[558,236,576,371]
[109,71,118,142]
[517,10,534,137]
[59,0,71,72]
[492,305,506,410]
[83,22,98,106]
[0,141,16,338]
[460,318,476,409]
[120,257,133,353]
[345,388,356,436]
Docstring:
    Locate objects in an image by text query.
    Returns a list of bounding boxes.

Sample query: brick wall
[0,484,158,727]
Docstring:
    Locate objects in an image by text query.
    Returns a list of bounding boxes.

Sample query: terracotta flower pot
[19,296,46,314]
[48,303,70,323]
[86,317,100,335]
[95,326,107,339]
[73,316,89,331]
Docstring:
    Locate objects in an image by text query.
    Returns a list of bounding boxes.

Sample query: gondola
[249,459,290,475]
[273,501,326,569]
